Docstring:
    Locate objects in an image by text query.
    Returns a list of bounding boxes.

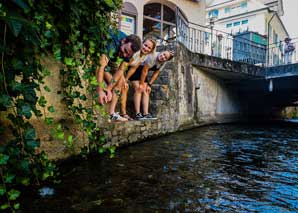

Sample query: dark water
[22,123,298,212]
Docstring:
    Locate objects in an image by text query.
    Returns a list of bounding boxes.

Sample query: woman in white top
[124,50,174,120]
[107,38,156,121]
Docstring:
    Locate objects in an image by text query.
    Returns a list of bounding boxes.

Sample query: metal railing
[173,10,298,67]
[176,10,233,60]
[267,38,298,66]
[175,9,267,66]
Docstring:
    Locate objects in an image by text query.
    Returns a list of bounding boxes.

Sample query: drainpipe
[267,12,277,66]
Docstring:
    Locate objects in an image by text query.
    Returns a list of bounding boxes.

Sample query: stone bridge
[29,42,298,160]
[189,46,298,108]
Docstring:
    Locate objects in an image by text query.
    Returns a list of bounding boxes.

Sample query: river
[22,122,298,212]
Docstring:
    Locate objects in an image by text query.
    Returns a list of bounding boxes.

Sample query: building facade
[119,0,206,41]
[206,0,288,65]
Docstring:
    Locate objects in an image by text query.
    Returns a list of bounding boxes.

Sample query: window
[268,24,272,39]
[224,7,231,13]
[208,9,219,18]
[273,31,278,44]
[234,21,240,26]
[143,3,176,41]
[242,19,248,25]
[240,2,247,8]
[121,2,138,35]
[226,23,232,28]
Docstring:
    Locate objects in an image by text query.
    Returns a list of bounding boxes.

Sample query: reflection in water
[22,123,298,212]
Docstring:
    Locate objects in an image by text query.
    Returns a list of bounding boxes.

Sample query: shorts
[128,65,148,82]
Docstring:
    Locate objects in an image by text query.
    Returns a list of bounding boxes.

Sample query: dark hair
[124,34,141,52]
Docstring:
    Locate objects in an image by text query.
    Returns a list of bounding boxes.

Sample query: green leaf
[20,104,32,118]
[23,86,37,103]
[104,0,114,7]
[45,117,54,125]
[53,45,61,61]
[12,0,30,12]
[24,127,36,140]
[19,177,30,186]
[90,76,98,86]
[109,146,116,154]
[48,106,55,113]
[56,124,62,131]
[0,154,9,165]
[38,96,47,107]
[79,95,87,100]
[5,173,15,183]
[0,185,6,196]
[44,85,51,92]
[8,18,23,37]
[99,135,106,143]
[8,189,21,200]
[0,204,9,210]
[14,203,20,210]
[45,21,52,29]
[98,147,106,154]
[42,67,51,77]
[42,172,50,180]
[67,135,73,143]
[64,58,73,66]
[44,30,52,38]
[56,132,64,140]
[0,94,12,108]
[26,140,40,149]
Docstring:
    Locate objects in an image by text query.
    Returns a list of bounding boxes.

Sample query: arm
[96,54,109,104]
[148,69,160,86]
[125,62,141,81]
[146,69,160,93]
[139,64,150,86]
[96,54,108,91]
[106,61,129,91]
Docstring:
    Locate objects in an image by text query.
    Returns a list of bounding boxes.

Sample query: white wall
[124,0,206,38]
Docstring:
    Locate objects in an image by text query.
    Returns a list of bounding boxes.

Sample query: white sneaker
[142,113,157,120]
[110,112,128,122]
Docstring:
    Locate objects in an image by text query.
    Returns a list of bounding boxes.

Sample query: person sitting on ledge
[111,38,157,121]
[95,29,141,121]
[124,50,174,120]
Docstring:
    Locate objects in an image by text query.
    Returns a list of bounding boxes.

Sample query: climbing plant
[0,0,121,211]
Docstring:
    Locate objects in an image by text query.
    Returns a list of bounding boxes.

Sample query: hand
[138,83,145,93]
[146,85,152,93]
[106,89,113,102]
[98,90,108,104]
[123,79,129,89]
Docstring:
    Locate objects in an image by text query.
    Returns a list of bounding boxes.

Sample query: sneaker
[135,113,143,120]
[142,113,157,120]
[110,112,128,122]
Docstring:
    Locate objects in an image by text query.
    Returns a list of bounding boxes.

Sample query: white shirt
[130,51,148,67]
[145,52,166,71]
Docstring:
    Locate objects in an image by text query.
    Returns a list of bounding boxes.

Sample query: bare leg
[131,81,142,114]
[120,76,129,115]
[109,88,120,115]
[142,83,150,115]
[108,74,123,115]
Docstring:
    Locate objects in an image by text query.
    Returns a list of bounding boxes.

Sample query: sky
[281,0,297,38]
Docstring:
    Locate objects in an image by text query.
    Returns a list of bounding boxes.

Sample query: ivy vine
[0,0,121,211]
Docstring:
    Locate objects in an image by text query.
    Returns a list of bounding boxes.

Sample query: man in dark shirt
[96,30,141,104]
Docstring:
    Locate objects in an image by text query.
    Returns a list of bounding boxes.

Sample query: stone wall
[102,44,243,149]
[1,43,244,160]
